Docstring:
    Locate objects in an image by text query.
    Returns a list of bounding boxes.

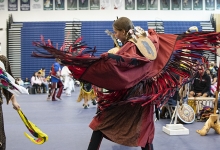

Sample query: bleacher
[21,21,66,80]
[163,21,202,34]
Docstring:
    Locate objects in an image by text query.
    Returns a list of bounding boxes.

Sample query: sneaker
[56,96,62,100]
[47,97,51,101]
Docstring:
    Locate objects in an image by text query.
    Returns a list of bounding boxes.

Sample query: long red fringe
[32,32,220,112]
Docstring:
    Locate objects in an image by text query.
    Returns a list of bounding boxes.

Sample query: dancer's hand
[10,95,20,110]
[12,101,20,110]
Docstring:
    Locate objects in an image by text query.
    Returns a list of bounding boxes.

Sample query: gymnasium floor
[3,86,220,150]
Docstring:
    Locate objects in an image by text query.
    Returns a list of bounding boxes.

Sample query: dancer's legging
[141,143,154,150]
[87,130,153,150]
[87,130,103,150]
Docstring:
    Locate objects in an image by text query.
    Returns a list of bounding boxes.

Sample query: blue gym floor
[3,86,220,150]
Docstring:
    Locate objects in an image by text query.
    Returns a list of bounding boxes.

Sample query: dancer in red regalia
[32,17,220,150]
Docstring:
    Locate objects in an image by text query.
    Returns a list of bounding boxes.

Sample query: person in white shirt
[31,72,46,93]
[61,66,75,96]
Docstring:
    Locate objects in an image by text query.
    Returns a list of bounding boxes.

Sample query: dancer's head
[55,58,61,64]
[113,17,134,44]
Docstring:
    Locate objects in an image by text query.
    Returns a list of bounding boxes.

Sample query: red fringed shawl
[32,31,220,111]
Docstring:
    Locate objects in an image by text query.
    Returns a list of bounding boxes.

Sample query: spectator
[45,75,50,82]
[209,61,217,75]
[214,61,219,73]
[206,69,217,96]
[37,71,48,93]
[15,78,19,85]
[189,64,211,97]
[24,77,30,85]
[17,78,24,86]
[23,77,31,89]
[38,68,46,78]
[37,72,47,93]
[31,72,46,93]
[38,68,49,93]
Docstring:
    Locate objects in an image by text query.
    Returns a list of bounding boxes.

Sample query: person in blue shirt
[47,58,64,101]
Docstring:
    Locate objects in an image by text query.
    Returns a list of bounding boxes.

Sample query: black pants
[87,130,153,150]
[32,84,46,93]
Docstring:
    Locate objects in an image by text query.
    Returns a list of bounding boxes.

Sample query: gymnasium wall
[0,0,219,56]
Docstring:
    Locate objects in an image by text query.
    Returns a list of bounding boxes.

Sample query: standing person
[87,17,157,150]
[77,82,97,109]
[0,55,20,150]
[47,58,63,101]
[61,66,75,96]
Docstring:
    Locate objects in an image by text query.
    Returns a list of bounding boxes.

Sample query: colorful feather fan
[17,109,48,145]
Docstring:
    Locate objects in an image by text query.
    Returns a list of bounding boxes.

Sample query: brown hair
[113,17,134,40]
